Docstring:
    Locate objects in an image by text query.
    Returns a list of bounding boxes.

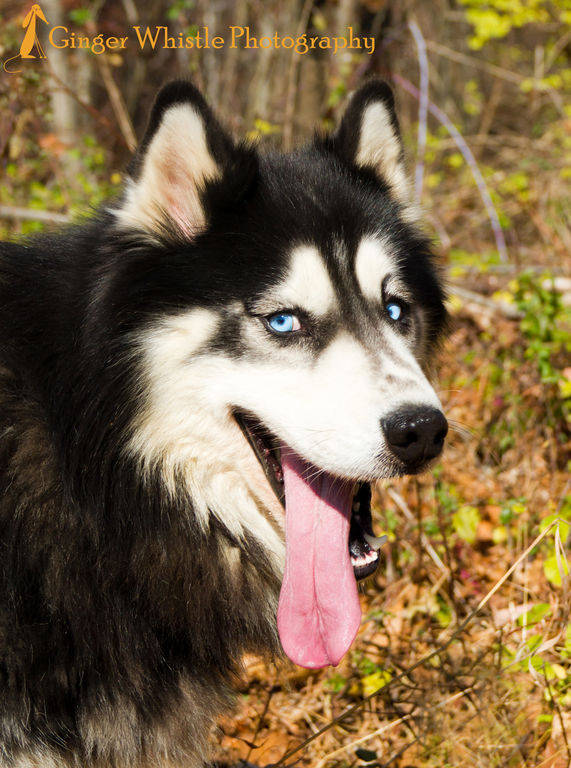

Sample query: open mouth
[235,412,385,581]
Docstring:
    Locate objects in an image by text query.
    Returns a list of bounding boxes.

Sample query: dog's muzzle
[381,405,448,472]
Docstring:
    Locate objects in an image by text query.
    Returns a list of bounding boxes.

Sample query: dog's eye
[266,312,301,334]
[386,301,404,322]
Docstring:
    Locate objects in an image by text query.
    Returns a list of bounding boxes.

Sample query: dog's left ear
[328,80,411,206]
[115,80,256,239]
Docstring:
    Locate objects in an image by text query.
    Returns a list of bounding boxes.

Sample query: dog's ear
[115,80,256,239]
[328,80,412,206]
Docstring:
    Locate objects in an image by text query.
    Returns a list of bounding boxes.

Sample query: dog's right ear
[114,81,256,239]
[325,80,413,209]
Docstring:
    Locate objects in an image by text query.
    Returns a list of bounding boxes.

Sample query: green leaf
[526,634,543,653]
[69,7,92,24]
[517,603,551,627]
[325,672,346,693]
[544,554,569,587]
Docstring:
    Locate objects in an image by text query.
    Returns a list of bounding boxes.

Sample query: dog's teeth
[351,548,379,567]
[364,533,387,551]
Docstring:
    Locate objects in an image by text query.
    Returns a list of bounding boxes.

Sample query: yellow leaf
[544,554,569,587]
[361,670,391,697]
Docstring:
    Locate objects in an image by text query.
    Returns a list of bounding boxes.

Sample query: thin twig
[0,205,71,224]
[386,487,447,575]
[95,56,137,151]
[378,736,421,767]
[86,8,136,151]
[434,479,458,613]
[408,19,429,206]
[283,0,314,150]
[121,0,139,23]
[245,684,275,763]
[545,29,571,72]
[543,670,571,767]
[424,39,524,84]
[314,686,478,768]
[475,75,504,153]
[393,74,508,262]
[44,63,131,149]
[424,38,564,116]
[450,284,523,320]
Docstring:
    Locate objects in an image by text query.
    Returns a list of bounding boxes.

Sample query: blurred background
[1,1,570,766]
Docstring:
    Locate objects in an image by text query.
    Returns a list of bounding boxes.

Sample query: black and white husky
[0,80,448,767]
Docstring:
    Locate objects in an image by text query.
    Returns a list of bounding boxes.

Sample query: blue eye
[267,312,301,334]
[386,302,403,321]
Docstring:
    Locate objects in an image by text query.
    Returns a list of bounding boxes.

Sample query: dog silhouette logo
[3,4,49,73]
[21,4,48,58]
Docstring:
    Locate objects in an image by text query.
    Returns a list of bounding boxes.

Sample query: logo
[3,4,48,73]
[2,10,376,74]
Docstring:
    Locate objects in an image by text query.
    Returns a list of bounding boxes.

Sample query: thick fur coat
[0,80,447,767]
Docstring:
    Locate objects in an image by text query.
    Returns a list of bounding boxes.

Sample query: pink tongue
[277,448,361,668]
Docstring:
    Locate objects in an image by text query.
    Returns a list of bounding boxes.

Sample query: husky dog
[0,80,447,767]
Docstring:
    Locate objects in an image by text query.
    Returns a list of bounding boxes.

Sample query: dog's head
[111,80,448,668]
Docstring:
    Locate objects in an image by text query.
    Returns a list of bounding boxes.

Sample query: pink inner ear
[122,102,222,238]
[159,154,205,239]
[169,205,197,239]
[164,191,197,239]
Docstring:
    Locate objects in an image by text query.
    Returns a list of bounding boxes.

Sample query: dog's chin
[234,411,387,581]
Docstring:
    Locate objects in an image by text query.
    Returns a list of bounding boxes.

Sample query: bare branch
[0,205,71,224]
[96,57,137,152]
[283,0,314,150]
[451,285,523,320]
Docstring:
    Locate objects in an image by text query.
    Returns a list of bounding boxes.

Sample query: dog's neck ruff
[160,445,286,574]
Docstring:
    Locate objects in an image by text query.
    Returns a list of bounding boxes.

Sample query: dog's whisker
[447,418,478,440]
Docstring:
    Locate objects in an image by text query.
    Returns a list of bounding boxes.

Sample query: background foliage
[1,0,570,766]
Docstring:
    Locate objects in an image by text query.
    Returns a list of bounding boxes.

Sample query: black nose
[382,406,448,467]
